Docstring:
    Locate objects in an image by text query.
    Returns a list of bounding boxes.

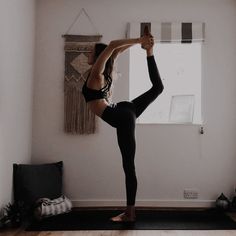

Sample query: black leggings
[101,55,164,206]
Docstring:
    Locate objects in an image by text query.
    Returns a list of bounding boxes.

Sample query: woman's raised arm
[90,36,152,78]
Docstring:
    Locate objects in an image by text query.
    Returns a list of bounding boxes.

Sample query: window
[129,42,202,124]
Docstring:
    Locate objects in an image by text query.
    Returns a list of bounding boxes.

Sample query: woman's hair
[94,43,114,77]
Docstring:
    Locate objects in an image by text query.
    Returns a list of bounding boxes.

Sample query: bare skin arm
[112,30,155,60]
[90,36,153,79]
[111,45,132,61]
[112,39,154,60]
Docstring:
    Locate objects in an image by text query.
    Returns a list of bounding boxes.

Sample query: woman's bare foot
[110,212,136,222]
[110,206,136,222]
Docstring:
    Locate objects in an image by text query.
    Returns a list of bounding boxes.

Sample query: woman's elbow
[109,40,121,50]
[109,40,116,48]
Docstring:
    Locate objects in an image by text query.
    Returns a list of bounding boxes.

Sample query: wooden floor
[3,228,236,236]
[1,211,236,236]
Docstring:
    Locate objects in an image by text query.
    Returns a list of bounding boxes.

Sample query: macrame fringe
[64,77,96,134]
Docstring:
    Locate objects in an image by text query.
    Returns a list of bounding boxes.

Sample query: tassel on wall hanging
[62,8,102,134]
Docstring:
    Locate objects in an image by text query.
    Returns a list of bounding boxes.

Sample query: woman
[82,32,164,222]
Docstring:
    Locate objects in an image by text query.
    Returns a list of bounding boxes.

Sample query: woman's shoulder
[87,69,104,81]
[86,72,105,88]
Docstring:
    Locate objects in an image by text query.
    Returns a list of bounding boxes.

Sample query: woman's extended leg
[131,55,164,118]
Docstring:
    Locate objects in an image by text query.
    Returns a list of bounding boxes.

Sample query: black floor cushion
[25,208,236,231]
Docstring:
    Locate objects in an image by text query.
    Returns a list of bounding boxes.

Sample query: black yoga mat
[25,208,236,231]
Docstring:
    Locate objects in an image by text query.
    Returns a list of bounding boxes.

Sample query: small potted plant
[0,202,22,229]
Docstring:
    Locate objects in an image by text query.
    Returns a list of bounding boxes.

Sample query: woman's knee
[152,85,164,97]
[123,165,136,180]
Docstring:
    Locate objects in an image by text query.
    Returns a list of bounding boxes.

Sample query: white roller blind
[127,22,205,43]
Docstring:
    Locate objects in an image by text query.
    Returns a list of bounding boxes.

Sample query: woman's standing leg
[117,119,137,206]
[110,104,137,221]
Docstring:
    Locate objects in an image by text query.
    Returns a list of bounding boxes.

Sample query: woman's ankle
[146,49,153,57]
[125,205,136,216]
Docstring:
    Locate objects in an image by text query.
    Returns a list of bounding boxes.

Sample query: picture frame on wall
[169,95,195,123]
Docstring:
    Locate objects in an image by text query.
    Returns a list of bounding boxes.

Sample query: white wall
[33,0,236,207]
[0,0,36,212]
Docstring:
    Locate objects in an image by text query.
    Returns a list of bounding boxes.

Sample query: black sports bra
[82,73,112,102]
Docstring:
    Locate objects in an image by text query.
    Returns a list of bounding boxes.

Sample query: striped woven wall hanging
[127,22,205,43]
[63,34,102,134]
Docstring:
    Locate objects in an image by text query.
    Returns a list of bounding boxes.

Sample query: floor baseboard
[72,206,214,211]
[71,199,216,208]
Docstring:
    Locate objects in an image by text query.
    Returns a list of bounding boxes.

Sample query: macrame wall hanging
[62,8,102,134]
